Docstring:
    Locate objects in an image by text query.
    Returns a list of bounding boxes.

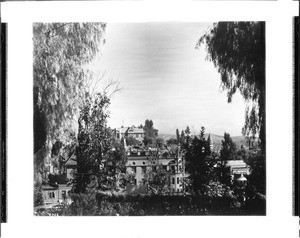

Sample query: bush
[34,184,44,207]
[35,192,264,216]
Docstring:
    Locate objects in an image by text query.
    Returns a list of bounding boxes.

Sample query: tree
[185,126,213,195]
[155,137,165,149]
[166,138,178,146]
[143,119,158,146]
[245,151,265,195]
[176,129,180,144]
[197,22,265,151]
[180,130,185,147]
[184,126,192,148]
[215,162,232,187]
[143,137,154,147]
[144,119,156,137]
[143,157,171,194]
[34,183,44,207]
[74,92,126,193]
[126,136,140,146]
[220,133,237,161]
[33,22,106,159]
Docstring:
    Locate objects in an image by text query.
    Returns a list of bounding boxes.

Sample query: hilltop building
[115,126,145,142]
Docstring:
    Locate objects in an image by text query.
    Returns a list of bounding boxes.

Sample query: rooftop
[226,160,248,168]
[127,127,144,134]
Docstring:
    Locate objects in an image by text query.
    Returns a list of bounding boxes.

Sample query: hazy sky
[94,22,246,136]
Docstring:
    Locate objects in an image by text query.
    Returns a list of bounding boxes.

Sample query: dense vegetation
[35,193,265,216]
[34,22,266,215]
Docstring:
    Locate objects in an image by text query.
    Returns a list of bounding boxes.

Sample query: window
[172,177,175,185]
[171,166,175,173]
[134,179,137,185]
[177,177,179,184]
[49,192,55,198]
[61,190,66,199]
[132,167,136,173]
[142,166,146,174]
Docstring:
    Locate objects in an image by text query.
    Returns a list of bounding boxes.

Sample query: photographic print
[33,22,266,216]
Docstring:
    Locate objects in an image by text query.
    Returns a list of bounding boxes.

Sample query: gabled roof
[226,160,247,168]
[116,127,129,134]
[127,127,144,134]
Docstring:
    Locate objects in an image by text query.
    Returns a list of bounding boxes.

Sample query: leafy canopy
[220,132,237,161]
[197,22,265,148]
[185,126,213,195]
[74,92,126,193]
[33,23,106,152]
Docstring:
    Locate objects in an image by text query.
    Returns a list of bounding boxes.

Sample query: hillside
[158,133,249,152]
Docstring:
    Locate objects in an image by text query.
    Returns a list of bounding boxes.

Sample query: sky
[91,22,247,136]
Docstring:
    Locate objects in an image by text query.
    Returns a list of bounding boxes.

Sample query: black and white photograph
[33,22,266,216]
[1,0,298,237]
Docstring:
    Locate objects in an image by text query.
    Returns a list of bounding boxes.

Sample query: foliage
[155,137,165,149]
[245,151,266,195]
[220,132,237,161]
[176,126,192,150]
[166,138,178,146]
[185,126,213,195]
[236,145,247,161]
[142,136,154,146]
[126,136,140,146]
[176,129,180,144]
[197,22,265,150]
[67,190,99,215]
[143,119,158,138]
[118,172,135,189]
[143,119,159,147]
[105,138,127,190]
[74,92,126,193]
[34,183,44,207]
[215,162,232,187]
[33,23,106,154]
[144,162,171,194]
[36,193,248,216]
[204,181,234,198]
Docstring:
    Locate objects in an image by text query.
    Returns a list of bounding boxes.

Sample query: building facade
[125,148,185,194]
[41,184,72,205]
[115,126,145,142]
[225,160,250,182]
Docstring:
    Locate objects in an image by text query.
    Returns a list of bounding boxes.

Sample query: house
[115,126,145,142]
[125,148,185,194]
[39,149,77,207]
[41,183,72,205]
[225,160,250,181]
[127,126,145,142]
[115,126,129,140]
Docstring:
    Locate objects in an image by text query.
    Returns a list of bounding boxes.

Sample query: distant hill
[158,133,176,141]
[158,133,249,152]
[207,133,248,152]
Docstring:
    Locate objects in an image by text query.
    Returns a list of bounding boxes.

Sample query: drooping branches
[197,22,265,150]
[33,23,106,152]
